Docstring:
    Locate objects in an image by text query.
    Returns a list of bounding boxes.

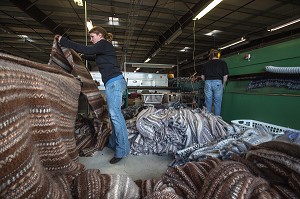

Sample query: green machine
[222,37,300,130]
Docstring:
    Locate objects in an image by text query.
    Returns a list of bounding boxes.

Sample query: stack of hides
[156,140,300,198]
[2,40,300,199]
[0,43,139,198]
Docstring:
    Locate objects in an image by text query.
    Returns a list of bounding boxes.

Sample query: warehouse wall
[222,37,300,130]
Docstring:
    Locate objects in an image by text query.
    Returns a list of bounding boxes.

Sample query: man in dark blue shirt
[201,49,229,116]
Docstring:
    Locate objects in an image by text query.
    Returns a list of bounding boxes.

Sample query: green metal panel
[222,83,300,129]
[221,38,300,130]
[223,37,300,75]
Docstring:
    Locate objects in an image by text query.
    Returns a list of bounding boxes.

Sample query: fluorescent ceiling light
[230,40,249,49]
[18,35,34,42]
[204,29,222,36]
[179,47,191,52]
[193,0,223,20]
[86,20,93,31]
[152,48,161,57]
[144,57,151,63]
[218,37,246,50]
[128,62,175,69]
[134,67,140,72]
[112,41,119,47]
[74,0,83,6]
[165,28,182,45]
[108,17,119,26]
[267,18,300,32]
[178,59,188,64]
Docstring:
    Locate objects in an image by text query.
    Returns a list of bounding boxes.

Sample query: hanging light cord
[192,20,197,75]
[191,20,198,108]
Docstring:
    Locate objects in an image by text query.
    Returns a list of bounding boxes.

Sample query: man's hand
[54,34,62,42]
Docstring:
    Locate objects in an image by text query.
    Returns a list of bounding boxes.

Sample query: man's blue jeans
[105,78,130,158]
[204,79,223,116]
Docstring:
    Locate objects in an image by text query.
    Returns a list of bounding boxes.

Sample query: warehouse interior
[1,0,300,73]
[1,0,300,198]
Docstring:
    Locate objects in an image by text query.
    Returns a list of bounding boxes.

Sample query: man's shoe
[110,157,122,164]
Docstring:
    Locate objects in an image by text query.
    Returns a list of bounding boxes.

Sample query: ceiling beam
[144,0,213,62]
[9,0,67,35]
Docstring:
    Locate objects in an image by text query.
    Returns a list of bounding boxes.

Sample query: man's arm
[223,75,228,88]
[201,75,205,80]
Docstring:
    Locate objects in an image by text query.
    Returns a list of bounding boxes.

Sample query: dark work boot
[109,157,122,164]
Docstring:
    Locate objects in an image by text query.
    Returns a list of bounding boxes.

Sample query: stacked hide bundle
[138,140,300,199]
[0,53,83,198]
[135,178,182,199]
[0,52,141,198]
[49,39,110,156]
[74,170,140,199]
[246,140,300,197]
[2,43,300,198]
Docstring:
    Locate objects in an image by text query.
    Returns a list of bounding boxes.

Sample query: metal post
[84,1,88,68]
[176,55,179,88]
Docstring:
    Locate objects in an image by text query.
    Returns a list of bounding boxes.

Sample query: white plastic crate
[231,119,299,134]
[142,94,164,104]
[164,93,181,103]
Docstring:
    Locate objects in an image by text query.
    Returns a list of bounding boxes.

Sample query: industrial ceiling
[1,0,300,75]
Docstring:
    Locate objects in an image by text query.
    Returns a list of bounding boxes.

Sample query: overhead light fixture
[218,37,246,50]
[128,62,175,69]
[267,17,300,32]
[108,17,119,26]
[165,28,182,45]
[134,67,140,73]
[18,35,34,42]
[193,0,223,20]
[230,40,249,49]
[179,47,191,52]
[74,0,83,6]
[178,59,188,64]
[152,48,161,57]
[112,41,119,47]
[144,57,151,63]
[86,19,93,31]
[204,29,222,36]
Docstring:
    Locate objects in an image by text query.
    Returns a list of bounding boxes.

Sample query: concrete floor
[79,147,174,181]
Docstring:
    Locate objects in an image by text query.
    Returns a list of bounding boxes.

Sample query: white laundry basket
[142,94,164,104]
[231,119,299,134]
